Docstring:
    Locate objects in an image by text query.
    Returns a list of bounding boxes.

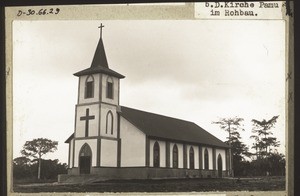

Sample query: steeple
[74,24,125,79]
[90,38,108,68]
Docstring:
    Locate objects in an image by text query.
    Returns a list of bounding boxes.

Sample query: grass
[13,176,285,193]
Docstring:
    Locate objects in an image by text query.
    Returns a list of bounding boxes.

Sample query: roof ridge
[120,105,195,124]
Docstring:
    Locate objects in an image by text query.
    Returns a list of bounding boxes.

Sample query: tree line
[213,115,285,177]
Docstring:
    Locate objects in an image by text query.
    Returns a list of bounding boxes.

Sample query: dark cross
[80,108,95,137]
[98,23,105,38]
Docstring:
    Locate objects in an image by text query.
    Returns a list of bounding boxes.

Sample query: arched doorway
[217,154,222,178]
[79,143,92,174]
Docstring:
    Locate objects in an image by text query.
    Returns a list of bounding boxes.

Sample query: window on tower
[106,77,113,99]
[85,75,94,99]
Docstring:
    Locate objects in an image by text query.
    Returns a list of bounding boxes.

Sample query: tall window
[106,111,113,134]
[85,75,94,98]
[189,146,194,169]
[204,148,209,170]
[173,144,178,168]
[153,141,160,167]
[106,77,113,99]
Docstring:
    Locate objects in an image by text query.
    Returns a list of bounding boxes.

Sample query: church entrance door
[217,154,222,178]
[79,156,91,174]
[79,143,92,174]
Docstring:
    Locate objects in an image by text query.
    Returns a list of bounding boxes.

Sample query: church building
[59,25,232,182]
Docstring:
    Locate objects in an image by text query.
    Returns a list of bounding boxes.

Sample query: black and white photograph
[8,3,290,194]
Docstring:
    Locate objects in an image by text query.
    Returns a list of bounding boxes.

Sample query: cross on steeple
[80,108,95,137]
[98,23,105,38]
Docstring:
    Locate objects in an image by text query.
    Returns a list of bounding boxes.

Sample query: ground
[13,176,285,193]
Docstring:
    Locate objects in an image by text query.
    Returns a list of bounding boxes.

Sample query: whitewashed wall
[187,145,199,169]
[169,143,183,168]
[69,139,74,168]
[215,148,226,171]
[202,147,213,170]
[75,104,99,137]
[78,74,100,104]
[74,139,97,167]
[149,140,166,167]
[120,117,146,167]
[100,139,118,167]
[101,75,119,105]
[100,104,118,138]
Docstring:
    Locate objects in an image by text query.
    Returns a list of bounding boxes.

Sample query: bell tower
[71,24,125,171]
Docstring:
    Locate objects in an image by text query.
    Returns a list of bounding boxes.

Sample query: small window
[173,144,178,168]
[189,147,194,169]
[153,141,160,167]
[106,111,113,134]
[204,148,209,170]
[85,76,94,99]
[106,77,113,99]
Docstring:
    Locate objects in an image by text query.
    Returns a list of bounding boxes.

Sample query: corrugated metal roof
[120,106,229,148]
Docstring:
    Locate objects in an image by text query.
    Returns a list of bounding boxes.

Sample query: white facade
[120,117,146,167]
[149,140,166,167]
[100,139,118,167]
[73,139,97,167]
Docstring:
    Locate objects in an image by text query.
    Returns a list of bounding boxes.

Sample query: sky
[13,20,286,164]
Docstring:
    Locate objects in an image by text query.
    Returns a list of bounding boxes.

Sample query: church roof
[120,106,230,148]
[74,38,125,78]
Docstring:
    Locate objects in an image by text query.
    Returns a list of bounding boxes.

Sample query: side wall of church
[75,104,100,137]
[69,139,74,168]
[169,142,184,168]
[78,74,101,104]
[101,75,119,105]
[149,140,166,167]
[202,147,213,170]
[100,139,118,167]
[215,148,226,171]
[186,144,199,169]
[73,139,97,167]
[99,103,118,138]
[120,117,146,167]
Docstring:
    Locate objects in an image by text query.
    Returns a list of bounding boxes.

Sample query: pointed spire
[90,23,108,68]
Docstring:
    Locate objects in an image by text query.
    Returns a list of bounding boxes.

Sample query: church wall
[215,148,226,171]
[169,142,183,169]
[100,139,118,167]
[69,139,74,168]
[149,140,166,168]
[120,117,146,167]
[186,145,199,170]
[202,147,213,170]
[101,75,119,105]
[74,139,97,167]
[75,104,99,137]
[100,104,118,138]
[78,74,100,104]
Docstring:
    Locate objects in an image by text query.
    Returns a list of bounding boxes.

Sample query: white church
[59,25,232,182]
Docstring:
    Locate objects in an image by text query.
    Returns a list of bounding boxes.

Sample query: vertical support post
[213,148,216,172]
[145,136,150,167]
[117,114,121,167]
[166,141,170,168]
[183,144,187,169]
[96,138,100,167]
[199,146,203,170]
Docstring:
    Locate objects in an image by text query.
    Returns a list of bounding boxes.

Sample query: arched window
[189,146,194,169]
[106,111,113,134]
[173,144,178,168]
[85,75,94,99]
[153,141,160,167]
[106,77,113,99]
[204,148,209,170]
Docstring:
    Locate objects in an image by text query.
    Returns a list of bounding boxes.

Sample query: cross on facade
[98,23,105,38]
[80,108,95,137]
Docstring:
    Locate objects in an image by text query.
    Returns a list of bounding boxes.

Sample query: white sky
[13,20,286,164]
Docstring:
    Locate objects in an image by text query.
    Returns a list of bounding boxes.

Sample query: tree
[213,117,248,176]
[251,116,279,159]
[21,138,58,180]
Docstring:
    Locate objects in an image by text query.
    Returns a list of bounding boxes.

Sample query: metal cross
[98,23,105,38]
[80,108,95,137]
